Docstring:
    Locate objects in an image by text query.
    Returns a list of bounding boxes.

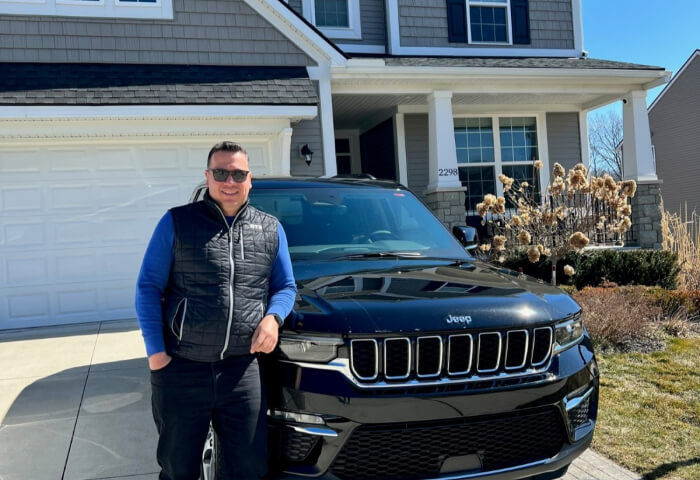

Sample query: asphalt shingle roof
[0,64,318,105]
[380,56,665,70]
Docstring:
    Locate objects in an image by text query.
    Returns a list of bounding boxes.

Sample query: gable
[0,0,326,67]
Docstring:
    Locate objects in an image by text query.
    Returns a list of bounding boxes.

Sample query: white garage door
[0,137,272,330]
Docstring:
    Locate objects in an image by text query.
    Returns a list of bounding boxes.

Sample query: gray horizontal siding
[649,56,700,215]
[546,112,581,172]
[0,0,313,66]
[333,0,386,46]
[399,0,574,50]
[291,116,324,177]
[404,114,429,199]
[288,0,303,15]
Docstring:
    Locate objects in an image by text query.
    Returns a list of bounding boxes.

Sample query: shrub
[648,288,700,321]
[571,286,664,353]
[501,248,679,289]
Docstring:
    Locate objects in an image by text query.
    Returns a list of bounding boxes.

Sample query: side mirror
[452,226,479,250]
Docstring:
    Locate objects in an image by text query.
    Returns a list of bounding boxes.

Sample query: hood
[289,259,580,335]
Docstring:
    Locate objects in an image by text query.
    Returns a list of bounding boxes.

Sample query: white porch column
[622,90,657,181]
[308,65,337,177]
[427,91,461,191]
[278,127,293,176]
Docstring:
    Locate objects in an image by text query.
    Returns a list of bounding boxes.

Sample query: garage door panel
[0,136,273,330]
[56,254,97,281]
[6,256,48,284]
[3,221,45,247]
[1,186,43,212]
[7,293,51,323]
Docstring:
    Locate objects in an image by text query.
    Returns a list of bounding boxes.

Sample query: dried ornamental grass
[661,201,700,291]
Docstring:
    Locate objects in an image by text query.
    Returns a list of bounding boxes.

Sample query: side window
[303,0,362,39]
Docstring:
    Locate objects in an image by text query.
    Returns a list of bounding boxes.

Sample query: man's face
[205,150,252,216]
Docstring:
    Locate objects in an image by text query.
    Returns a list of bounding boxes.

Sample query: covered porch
[328,57,670,248]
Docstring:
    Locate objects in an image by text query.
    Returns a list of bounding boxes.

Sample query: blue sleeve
[266,222,297,325]
[135,212,174,356]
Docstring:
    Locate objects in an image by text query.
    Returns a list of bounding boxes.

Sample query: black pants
[150,354,267,480]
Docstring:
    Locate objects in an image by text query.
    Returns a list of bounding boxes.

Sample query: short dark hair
[207,141,248,167]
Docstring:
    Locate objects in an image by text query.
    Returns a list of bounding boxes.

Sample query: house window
[315,0,349,27]
[303,0,361,39]
[467,0,511,44]
[0,0,171,18]
[455,115,541,213]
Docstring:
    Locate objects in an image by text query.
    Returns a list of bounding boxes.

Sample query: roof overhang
[331,58,671,111]
[244,0,347,67]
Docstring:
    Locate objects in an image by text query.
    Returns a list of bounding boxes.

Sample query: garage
[0,126,292,329]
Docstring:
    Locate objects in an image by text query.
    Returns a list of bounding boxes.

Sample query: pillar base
[424,188,467,231]
[629,180,663,250]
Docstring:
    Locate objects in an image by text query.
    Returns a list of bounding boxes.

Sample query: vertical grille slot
[384,338,411,379]
[350,339,378,381]
[416,336,442,378]
[447,334,473,375]
[505,330,529,370]
[531,327,553,367]
[477,332,502,372]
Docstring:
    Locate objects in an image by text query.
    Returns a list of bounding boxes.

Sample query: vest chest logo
[247,224,263,231]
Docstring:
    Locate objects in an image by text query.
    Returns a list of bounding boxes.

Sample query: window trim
[0,0,172,19]
[454,113,544,204]
[302,0,362,40]
[466,0,513,46]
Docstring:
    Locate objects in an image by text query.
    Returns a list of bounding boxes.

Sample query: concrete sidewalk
[0,320,640,480]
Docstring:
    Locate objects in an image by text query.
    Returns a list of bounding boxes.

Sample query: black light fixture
[300,144,314,166]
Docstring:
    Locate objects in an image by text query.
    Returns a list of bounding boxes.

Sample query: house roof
[380,56,665,70]
[0,63,318,106]
[648,49,700,112]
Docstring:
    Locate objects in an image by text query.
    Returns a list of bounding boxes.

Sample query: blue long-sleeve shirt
[135,211,297,357]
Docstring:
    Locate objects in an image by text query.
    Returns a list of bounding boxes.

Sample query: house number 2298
[438,168,458,176]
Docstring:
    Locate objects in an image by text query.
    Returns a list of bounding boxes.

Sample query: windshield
[248,186,472,262]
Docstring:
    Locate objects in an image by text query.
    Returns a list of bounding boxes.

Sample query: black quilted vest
[162,191,279,361]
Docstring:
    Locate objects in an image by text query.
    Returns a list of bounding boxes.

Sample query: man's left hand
[250,315,280,354]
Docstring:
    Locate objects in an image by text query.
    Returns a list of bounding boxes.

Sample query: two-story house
[0,0,670,329]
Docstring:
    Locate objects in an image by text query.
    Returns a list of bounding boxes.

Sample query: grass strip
[592,337,700,480]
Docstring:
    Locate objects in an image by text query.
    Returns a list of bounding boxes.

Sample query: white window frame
[466,0,513,46]
[454,114,544,204]
[334,129,361,174]
[302,0,362,40]
[0,0,172,19]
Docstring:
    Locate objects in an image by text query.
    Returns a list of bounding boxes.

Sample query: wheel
[200,425,219,480]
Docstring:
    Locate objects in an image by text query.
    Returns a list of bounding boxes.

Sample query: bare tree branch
[589,110,623,180]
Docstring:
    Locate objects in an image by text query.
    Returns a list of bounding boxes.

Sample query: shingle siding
[546,112,581,171]
[333,0,386,46]
[398,0,574,49]
[649,55,700,215]
[0,0,314,66]
[404,114,430,200]
[291,116,325,177]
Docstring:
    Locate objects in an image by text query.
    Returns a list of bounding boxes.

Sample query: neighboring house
[0,0,670,329]
[648,49,700,217]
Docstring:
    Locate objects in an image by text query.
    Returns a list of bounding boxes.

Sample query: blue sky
[582,0,700,116]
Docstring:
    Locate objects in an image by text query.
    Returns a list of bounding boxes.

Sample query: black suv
[193,177,598,480]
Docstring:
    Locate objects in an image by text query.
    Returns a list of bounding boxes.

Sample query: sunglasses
[208,168,250,183]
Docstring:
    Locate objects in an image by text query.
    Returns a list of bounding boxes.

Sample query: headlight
[278,334,344,363]
[553,316,584,354]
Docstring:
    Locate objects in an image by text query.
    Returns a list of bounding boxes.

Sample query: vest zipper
[170,297,186,338]
[240,225,245,261]
[211,202,248,360]
[178,298,188,341]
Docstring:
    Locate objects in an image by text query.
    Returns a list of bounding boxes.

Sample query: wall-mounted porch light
[300,144,314,166]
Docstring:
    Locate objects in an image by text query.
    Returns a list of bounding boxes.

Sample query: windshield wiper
[332,251,425,260]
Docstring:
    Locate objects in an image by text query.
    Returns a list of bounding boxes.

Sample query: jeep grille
[349,327,552,383]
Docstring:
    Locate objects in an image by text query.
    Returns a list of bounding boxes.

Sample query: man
[135,141,297,480]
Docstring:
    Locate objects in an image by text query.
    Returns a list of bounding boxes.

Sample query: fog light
[268,409,325,425]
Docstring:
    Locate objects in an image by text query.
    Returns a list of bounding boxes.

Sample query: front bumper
[264,340,599,480]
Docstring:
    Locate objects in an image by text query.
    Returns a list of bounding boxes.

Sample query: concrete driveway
[0,320,640,480]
